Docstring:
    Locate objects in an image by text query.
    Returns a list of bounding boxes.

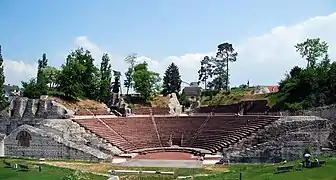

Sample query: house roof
[3,84,19,92]
[183,86,202,96]
[266,85,279,93]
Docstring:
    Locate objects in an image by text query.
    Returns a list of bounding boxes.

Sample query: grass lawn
[198,156,336,180]
[1,156,335,179]
[0,159,106,180]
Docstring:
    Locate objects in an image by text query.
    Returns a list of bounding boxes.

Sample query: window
[16,131,31,147]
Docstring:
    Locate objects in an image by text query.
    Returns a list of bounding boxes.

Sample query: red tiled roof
[266,86,279,93]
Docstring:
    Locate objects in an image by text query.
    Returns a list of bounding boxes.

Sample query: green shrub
[201,90,219,97]
[62,171,90,180]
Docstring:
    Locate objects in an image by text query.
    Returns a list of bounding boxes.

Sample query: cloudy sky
[1,0,336,91]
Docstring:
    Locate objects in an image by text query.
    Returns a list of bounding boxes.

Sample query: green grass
[196,156,336,180]
[0,159,106,180]
[1,156,336,180]
[201,88,270,106]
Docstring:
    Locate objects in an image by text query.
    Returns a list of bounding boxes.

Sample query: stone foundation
[38,119,122,155]
[224,116,333,163]
[4,125,112,161]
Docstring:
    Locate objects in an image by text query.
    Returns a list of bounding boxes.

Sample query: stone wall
[0,97,74,120]
[4,125,112,161]
[37,119,122,155]
[224,116,333,163]
[0,133,5,157]
[0,119,43,135]
[303,105,336,121]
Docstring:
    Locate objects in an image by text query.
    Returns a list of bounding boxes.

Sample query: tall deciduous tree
[198,56,214,89]
[0,45,8,110]
[58,48,98,98]
[124,68,133,94]
[215,42,238,90]
[42,66,60,88]
[124,53,137,94]
[132,62,161,99]
[162,62,181,95]
[21,53,49,98]
[99,53,112,102]
[295,38,328,68]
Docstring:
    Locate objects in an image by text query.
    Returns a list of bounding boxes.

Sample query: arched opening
[16,131,32,147]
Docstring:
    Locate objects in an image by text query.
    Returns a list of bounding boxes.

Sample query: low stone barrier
[108,169,174,175]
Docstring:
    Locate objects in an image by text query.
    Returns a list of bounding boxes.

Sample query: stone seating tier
[72,115,279,154]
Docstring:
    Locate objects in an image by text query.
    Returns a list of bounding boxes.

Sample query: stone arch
[16,131,32,147]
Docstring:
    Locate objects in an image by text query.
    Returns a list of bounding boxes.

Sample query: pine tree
[0,45,8,110]
[215,42,238,90]
[162,62,182,95]
[37,53,48,84]
[99,53,112,102]
[35,53,48,96]
[198,56,214,90]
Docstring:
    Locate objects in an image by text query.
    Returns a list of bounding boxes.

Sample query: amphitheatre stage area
[0,97,335,179]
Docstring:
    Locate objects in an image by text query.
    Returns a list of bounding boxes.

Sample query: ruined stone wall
[0,97,74,135]
[0,119,43,135]
[224,116,332,163]
[303,105,336,121]
[37,119,122,155]
[0,97,73,121]
[4,125,112,161]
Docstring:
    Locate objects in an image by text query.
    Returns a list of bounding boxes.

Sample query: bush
[47,90,65,97]
[201,90,219,97]
[62,171,90,180]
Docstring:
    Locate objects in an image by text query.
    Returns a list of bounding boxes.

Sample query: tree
[295,38,328,68]
[0,45,8,110]
[36,53,48,84]
[57,54,83,98]
[99,53,112,102]
[21,78,42,99]
[42,66,60,88]
[162,62,182,95]
[124,53,137,94]
[124,68,133,94]
[209,56,228,90]
[132,62,161,99]
[79,49,99,99]
[215,42,238,90]
[33,53,49,96]
[198,56,214,90]
[273,38,336,111]
[58,48,98,98]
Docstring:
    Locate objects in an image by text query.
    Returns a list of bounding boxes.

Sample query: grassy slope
[201,88,273,106]
[49,96,107,111]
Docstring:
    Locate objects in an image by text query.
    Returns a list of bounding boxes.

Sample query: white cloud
[74,12,336,89]
[4,12,336,90]
[3,60,37,86]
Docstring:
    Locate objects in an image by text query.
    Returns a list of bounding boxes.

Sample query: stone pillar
[0,135,4,157]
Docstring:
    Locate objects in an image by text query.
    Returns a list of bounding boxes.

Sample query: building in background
[3,84,21,102]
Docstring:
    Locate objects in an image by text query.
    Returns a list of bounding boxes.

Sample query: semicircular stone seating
[72,115,279,154]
